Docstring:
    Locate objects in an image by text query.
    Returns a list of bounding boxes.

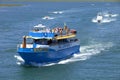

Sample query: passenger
[64,25,67,30]
[64,25,69,35]
[66,28,70,35]
[59,28,63,36]
[53,28,59,33]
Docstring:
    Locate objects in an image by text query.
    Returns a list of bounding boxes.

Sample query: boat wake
[14,42,113,67]
[51,11,63,14]
[104,13,119,17]
[92,18,116,23]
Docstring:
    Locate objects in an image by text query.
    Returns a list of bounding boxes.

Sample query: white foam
[16,62,22,65]
[111,14,119,17]
[92,12,118,24]
[52,11,63,14]
[104,14,119,17]
[92,18,116,23]
[42,16,55,20]
[14,55,25,65]
[14,55,24,62]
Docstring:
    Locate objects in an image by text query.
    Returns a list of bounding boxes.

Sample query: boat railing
[17,44,49,48]
[17,44,33,48]
[35,44,49,48]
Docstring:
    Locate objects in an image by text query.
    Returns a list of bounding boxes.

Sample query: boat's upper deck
[29,24,54,39]
[28,24,77,40]
[19,24,78,49]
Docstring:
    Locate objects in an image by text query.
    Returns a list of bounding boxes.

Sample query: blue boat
[17,24,80,65]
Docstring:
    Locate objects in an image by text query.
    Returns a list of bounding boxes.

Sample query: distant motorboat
[93,13,103,23]
[92,12,117,23]
[96,14,103,23]
[92,13,117,23]
[17,24,80,65]
[52,11,63,14]
[42,16,54,20]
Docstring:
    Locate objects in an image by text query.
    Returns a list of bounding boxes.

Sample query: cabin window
[57,39,69,44]
[26,38,33,44]
[34,39,48,45]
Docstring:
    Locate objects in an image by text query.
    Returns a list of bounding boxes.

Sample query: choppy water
[0,2,120,80]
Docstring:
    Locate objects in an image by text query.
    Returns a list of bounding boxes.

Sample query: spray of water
[92,18,116,23]
[14,55,24,65]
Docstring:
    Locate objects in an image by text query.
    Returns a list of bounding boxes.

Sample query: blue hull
[18,45,80,65]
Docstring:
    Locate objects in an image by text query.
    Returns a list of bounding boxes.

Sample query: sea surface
[0,2,120,80]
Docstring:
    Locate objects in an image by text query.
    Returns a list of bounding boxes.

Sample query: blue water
[0,2,120,80]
